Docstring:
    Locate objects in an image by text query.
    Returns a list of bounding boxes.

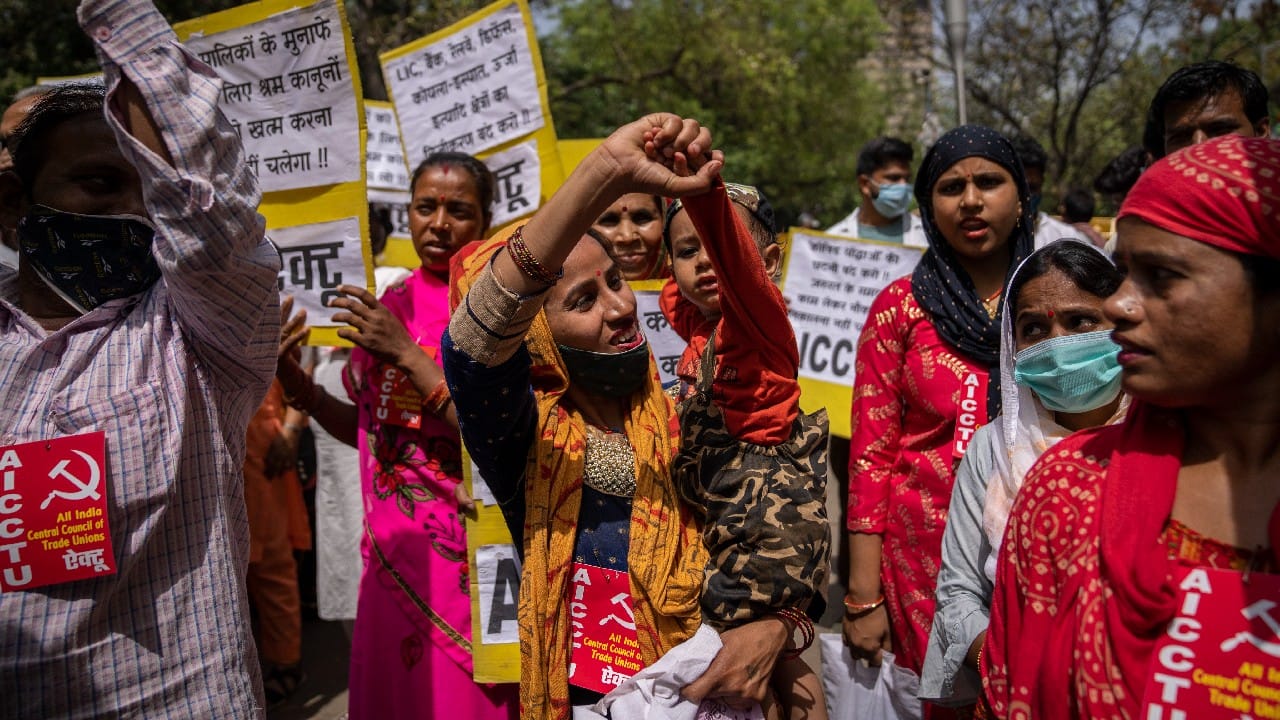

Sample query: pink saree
[345,267,516,719]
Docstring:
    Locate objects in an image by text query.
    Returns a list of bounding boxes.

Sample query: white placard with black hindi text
[366,104,411,192]
[383,2,545,162]
[483,140,541,227]
[782,232,923,385]
[631,285,686,388]
[273,217,365,326]
[185,0,360,193]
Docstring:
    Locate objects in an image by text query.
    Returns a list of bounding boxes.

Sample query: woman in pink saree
[278,152,517,719]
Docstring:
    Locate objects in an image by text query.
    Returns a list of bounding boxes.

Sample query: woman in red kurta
[982,135,1280,719]
[844,126,1035,695]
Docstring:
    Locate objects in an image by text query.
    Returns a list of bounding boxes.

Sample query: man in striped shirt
[0,1,279,716]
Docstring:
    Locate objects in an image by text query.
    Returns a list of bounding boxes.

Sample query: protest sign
[365,100,411,193]
[629,279,685,388]
[381,0,564,245]
[780,230,923,437]
[272,218,365,327]
[183,0,361,193]
[1141,568,1280,718]
[176,0,372,346]
[364,100,415,267]
[383,1,544,160]
[465,453,521,682]
[484,140,542,229]
[0,432,114,593]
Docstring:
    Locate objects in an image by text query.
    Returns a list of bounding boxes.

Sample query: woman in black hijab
[842,125,1033,717]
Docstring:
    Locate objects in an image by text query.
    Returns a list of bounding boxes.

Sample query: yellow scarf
[452,230,706,719]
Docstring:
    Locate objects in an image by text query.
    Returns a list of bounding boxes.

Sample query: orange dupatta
[451,228,707,720]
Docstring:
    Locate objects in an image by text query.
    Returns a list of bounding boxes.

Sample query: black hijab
[911,124,1035,417]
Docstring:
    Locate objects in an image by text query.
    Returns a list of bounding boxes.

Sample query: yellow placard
[174,0,371,347]
[379,0,564,269]
[463,449,522,683]
[779,229,925,439]
[557,138,604,175]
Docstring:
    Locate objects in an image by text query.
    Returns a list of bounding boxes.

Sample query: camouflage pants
[673,387,832,628]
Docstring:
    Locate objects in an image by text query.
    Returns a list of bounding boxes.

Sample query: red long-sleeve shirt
[658,179,799,446]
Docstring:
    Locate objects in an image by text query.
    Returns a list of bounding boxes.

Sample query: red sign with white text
[0,432,114,592]
[568,562,644,694]
[952,371,989,459]
[1142,567,1280,718]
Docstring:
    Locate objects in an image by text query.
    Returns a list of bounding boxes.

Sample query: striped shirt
[0,1,279,717]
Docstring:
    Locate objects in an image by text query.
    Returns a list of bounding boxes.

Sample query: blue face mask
[1013,330,1122,414]
[870,182,912,219]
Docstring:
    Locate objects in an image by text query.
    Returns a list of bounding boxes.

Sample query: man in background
[1143,60,1270,159]
[828,136,928,247]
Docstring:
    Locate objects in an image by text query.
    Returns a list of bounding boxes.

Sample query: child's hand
[595,113,723,197]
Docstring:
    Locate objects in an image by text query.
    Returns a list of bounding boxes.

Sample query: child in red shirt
[662,179,831,718]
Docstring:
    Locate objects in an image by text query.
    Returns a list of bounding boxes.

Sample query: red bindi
[1047,310,1055,318]
[438,194,447,205]
[621,205,628,213]
[595,270,602,277]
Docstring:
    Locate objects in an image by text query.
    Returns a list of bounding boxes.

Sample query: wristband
[843,594,885,615]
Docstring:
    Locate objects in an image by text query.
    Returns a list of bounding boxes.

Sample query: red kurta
[847,276,989,674]
[981,415,1272,720]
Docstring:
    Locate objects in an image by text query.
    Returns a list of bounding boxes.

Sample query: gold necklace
[981,288,1002,319]
[582,426,637,498]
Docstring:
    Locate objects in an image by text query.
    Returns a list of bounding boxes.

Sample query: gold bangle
[506,225,562,287]
[423,379,452,417]
[843,594,885,615]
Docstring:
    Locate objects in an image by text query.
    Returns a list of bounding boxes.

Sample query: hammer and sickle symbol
[39,450,102,510]
[1220,599,1280,658]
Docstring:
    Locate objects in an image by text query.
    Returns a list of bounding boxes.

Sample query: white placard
[185,0,360,192]
[632,285,686,388]
[483,140,541,227]
[468,459,500,507]
[384,2,545,161]
[476,543,521,645]
[366,104,410,191]
[273,217,365,326]
[782,232,923,385]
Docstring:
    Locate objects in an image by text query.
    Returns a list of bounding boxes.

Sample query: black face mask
[17,204,160,313]
[556,340,652,397]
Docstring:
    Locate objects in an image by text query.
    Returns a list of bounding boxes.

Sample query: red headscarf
[1118,133,1280,259]
[1099,135,1280,710]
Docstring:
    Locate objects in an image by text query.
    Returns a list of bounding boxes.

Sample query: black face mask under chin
[556,340,652,398]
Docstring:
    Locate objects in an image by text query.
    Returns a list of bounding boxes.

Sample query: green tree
[539,0,887,226]
[953,0,1184,198]
[0,1,254,102]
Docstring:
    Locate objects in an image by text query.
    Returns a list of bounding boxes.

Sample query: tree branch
[551,47,685,101]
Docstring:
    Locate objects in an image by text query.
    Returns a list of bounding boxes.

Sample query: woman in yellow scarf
[442,114,794,718]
